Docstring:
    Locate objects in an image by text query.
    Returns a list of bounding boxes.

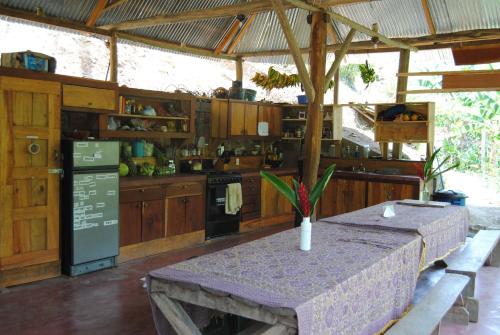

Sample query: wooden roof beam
[421,0,436,35]
[102,0,130,14]
[86,0,108,27]
[235,28,500,57]
[271,0,315,102]
[227,14,257,54]
[214,19,242,54]
[287,0,417,51]
[98,0,370,31]
[325,28,356,86]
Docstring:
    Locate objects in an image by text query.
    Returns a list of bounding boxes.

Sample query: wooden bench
[386,273,470,335]
[445,229,500,322]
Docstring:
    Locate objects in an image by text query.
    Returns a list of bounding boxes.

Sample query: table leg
[150,292,202,335]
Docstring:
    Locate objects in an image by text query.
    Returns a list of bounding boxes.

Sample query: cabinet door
[186,195,205,232]
[211,100,228,138]
[62,84,116,111]
[320,179,366,217]
[367,182,418,206]
[229,102,246,136]
[258,105,282,137]
[0,76,61,287]
[119,202,142,246]
[245,104,258,136]
[165,197,187,237]
[261,175,294,217]
[141,199,165,241]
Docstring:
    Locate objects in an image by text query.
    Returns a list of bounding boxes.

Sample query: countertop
[120,174,207,188]
[329,170,421,184]
[235,167,299,177]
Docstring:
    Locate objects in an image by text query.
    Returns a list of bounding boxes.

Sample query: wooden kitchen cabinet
[366,181,419,206]
[166,194,205,237]
[119,186,165,246]
[261,175,294,217]
[241,174,261,222]
[211,99,228,138]
[258,104,282,137]
[229,101,258,137]
[62,84,117,112]
[319,178,366,218]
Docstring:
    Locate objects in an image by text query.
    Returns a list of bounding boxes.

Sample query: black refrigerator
[61,140,120,276]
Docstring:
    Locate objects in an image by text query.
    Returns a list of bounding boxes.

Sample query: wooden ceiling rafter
[102,0,131,14]
[86,0,108,27]
[421,0,436,35]
[325,28,356,86]
[214,19,242,54]
[226,14,257,54]
[271,0,315,101]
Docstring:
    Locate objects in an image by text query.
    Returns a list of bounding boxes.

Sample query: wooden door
[258,105,282,137]
[229,102,245,136]
[319,179,366,217]
[185,195,205,233]
[0,76,61,287]
[141,199,165,241]
[244,104,258,136]
[261,175,294,217]
[210,100,228,138]
[366,182,417,206]
[119,202,142,246]
[165,196,187,237]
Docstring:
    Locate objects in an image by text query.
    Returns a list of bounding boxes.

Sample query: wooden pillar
[303,12,327,193]
[236,56,243,82]
[109,33,118,82]
[393,49,410,159]
[333,51,340,105]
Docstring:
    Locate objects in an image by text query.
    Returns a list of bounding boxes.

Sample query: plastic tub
[297,94,308,104]
[244,89,257,101]
[432,190,467,206]
[132,140,144,157]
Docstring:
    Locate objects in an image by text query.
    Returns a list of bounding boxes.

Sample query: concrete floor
[0,225,499,335]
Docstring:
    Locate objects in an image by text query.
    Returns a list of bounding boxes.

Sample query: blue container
[432,190,467,206]
[297,94,308,104]
[132,140,144,157]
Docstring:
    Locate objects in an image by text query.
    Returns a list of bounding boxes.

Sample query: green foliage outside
[418,78,499,177]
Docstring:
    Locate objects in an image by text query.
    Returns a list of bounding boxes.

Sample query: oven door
[206,183,240,239]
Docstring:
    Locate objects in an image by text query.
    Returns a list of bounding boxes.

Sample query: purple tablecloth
[320,201,469,268]
[148,223,421,335]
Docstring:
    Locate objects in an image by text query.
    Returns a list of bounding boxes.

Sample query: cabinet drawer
[242,183,260,196]
[121,187,164,203]
[165,182,203,197]
[63,84,117,111]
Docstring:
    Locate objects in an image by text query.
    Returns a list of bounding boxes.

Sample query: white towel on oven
[225,183,242,215]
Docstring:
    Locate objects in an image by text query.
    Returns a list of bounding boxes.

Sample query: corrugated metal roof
[0,0,499,63]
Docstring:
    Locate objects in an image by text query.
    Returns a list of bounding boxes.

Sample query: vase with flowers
[260,165,336,251]
[414,148,460,201]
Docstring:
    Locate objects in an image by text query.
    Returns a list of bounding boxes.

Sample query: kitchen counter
[236,167,299,177]
[330,170,421,185]
[120,174,207,189]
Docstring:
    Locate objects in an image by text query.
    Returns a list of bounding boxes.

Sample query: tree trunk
[303,12,327,194]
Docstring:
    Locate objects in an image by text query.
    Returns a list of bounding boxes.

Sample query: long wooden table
[147,203,469,334]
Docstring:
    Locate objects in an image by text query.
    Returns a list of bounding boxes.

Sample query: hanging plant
[252,66,334,92]
[359,60,377,88]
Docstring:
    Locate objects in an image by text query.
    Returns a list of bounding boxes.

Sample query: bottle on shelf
[354,145,360,159]
[168,160,176,175]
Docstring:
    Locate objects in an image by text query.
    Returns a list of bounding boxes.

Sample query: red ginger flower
[297,182,310,217]
[413,163,424,180]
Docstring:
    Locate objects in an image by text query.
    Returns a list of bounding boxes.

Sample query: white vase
[300,216,311,251]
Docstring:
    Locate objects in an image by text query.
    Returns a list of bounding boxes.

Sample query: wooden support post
[236,56,243,82]
[109,33,118,82]
[325,28,356,87]
[392,49,411,159]
[271,0,315,102]
[303,12,327,193]
[333,51,340,105]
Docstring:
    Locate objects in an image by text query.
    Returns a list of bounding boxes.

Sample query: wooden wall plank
[442,72,500,90]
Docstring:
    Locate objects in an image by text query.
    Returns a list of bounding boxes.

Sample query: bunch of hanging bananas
[251,66,301,91]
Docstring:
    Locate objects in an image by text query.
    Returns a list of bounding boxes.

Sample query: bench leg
[431,322,440,335]
[466,297,479,323]
[444,306,469,325]
[463,274,476,299]
[486,243,500,267]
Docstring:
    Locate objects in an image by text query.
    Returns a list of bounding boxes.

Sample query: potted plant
[260,164,336,251]
[414,148,460,201]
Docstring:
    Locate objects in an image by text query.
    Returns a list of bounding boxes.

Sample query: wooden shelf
[376,120,429,124]
[281,137,303,140]
[110,113,189,120]
[282,118,307,122]
[100,130,192,139]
